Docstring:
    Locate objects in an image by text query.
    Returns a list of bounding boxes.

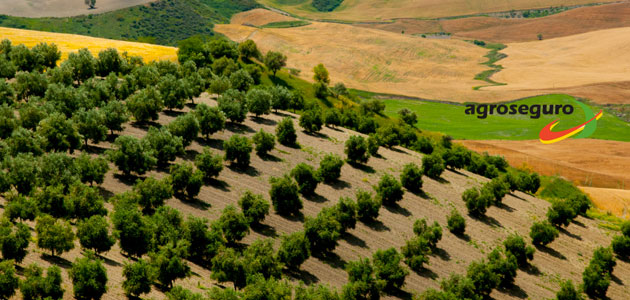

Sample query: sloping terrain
[0,0,155,18]
[256,0,609,21]
[2,94,628,299]
[0,27,177,62]
[230,8,299,26]
[579,187,630,218]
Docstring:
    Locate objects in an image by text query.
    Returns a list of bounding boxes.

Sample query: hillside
[256,0,609,21]
[0,0,155,18]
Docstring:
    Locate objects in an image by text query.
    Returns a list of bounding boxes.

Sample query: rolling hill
[0,0,155,18]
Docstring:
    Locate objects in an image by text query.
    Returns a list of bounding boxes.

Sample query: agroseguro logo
[464,100,602,144]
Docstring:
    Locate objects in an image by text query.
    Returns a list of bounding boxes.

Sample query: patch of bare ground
[1,94,628,299]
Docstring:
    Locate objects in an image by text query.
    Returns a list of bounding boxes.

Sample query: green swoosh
[573,99,597,139]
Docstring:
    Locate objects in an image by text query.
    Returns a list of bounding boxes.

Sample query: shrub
[218,205,250,244]
[107,135,157,176]
[299,108,324,133]
[35,215,75,257]
[622,221,630,237]
[612,235,630,257]
[447,209,466,235]
[398,108,417,126]
[218,89,248,123]
[126,87,163,123]
[252,129,275,156]
[242,239,282,279]
[269,175,302,216]
[238,191,270,225]
[122,259,154,297]
[422,153,445,179]
[590,246,616,274]
[356,189,381,222]
[462,187,488,217]
[223,135,252,168]
[555,280,584,300]
[568,194,591,216]
[168,113,200,148]
[400,163,423,193]
[270,85,291,112]
[77,215,115,255]
[19,264,64,300]
[194,104,225,139]
[401,236,430,271]
[375,174,404,205]
[503,234,535,267]
[582,263,610,299]
[529,221,559,246]
[343,258,382,300]
[276,117,297,146]
[334,197,358,232]
[414,137,434,154]
[317,153,344,183]
[345,135,370,164]
[304,208,342,253]
[439,274,477,300]
[324,109,341,127]
[547,200,575,227]
[484,177,510,205]
[466,260,499,296]
[195,148,223,182]
[75,153,109,186]
[372,248,409,291]
[487,248,518,288]
[111,199,151,258]
[149,241,191,289]
[413,218,442,249]
[0,260,18,300]
[246,88,272,117]
[69,255,108,300]
[277,231,311,270]
[0,219,30,263]
[367,134,380,156]
[291,163,320,195]
[134,177,173,212]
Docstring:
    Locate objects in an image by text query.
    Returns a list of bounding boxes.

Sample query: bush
[372,248,409,291]
[375,174,404,205]
[218,90,247,123]
[277,231,311,270]
[75,153,109,186]
[398,108,417,126]
[111,199,151,258]
[487,248,518,288]
[70,255,108,300]
[35,215,75,257]
[126,87,163,123]
[304,208,342,253]
[218,205,250,244]
[0,260,18,300]
[529,221,559,246]
[400,163,423,193]
[422,153,445,179]
[324,109,341,127]
[612,235,630,257]
[439,274,477,300]
[317,153,344,183]
[134,176,173,212]
[401,236,430,271]
[367,134,380,156]
[223,135,252,168]
[168,113,200,148]
[270,85,291,112]
[276,117,297,146]
[77,215,115,255]
[269,175,302,216]
[415,137,434,154]
[149,241,191,289]
[169,162,194,194]
[343,258,382,300]
[555,280,584,300]
[210,247,247,289]
[462,187,488,217]
[568,194,591,216]
[252,129,275,156]
[238,191,270,225]
[334,197,358,232]
[590,247,616,274]
[356,189,381,222]
[547,200,575,227]
[503,234,535,267]
[0,219,30,263]
[299,108,324,133]
[195,148,223,182]
[243,239,282,279]
[291,163,320,195]
[466,260,499,296]
[413,218,442,249]
[484,177,509,205]
[345,135,370,164]
[582,263,610,299]
[622,221,630,237]
[107,135,157,176]
[122,259,154,297]
[194,104,225,139]
[246,88,272,117]
[447,209,466,235]
[183,217,224,266]
[19,264,64,300]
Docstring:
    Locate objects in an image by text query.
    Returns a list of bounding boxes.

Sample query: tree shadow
[99,254,123,267]
[411,189,431,200]
[522,263,541,276]
[536,245,566,260]
[251,116,277,126]
[415,267,438,279]
[454,232,471,242]
[383,203,412,217]
[347,161,376,174]
[446,168,468,177]
[113,173,142,186]
[341,232,368,248]
[325,125,343,132]
[304,193,328,203]
[304,130,329,140]
[509,193,527,201]
[226,122,255,134]
[196,137,224,151]
[84,144,109,155]
[279,212,305,223]
[207,178,231,192]
[498,284,528,299]
[432,247,451,261]
[182,149,200,161]
[572,219,587,228]
[97,186,115,201]
[130,121,161,130]
[270,75,289,87]
[251,223,278,238]
[431,176,450,184]
[259,153,283,162]
[558,227,582,241]
[272,111,293,118]
[284,268,320,285]
[363,219,391,232]
[478,215,502,228]
[611,273,624,285]
[386,288,413,300]
[177,196,211,210]
[328,179,351,190]
[227,164,260,177]
[41,254,72,269]
[314,252,347,270]
[163,110,186,117]
[496,202,515,212]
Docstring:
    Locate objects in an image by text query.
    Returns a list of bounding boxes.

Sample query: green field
[0,0,259,45]
[382,94,630,141]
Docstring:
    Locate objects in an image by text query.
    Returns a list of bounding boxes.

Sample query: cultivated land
[2,93,628,299]
[458,139,630,191]
[230,8,299,26]
[256,0,609,21]
[0,0,155,18]
[357,2,630,43]
[486,26,630,99]
[0,27,177,62]
[579,187,630,219]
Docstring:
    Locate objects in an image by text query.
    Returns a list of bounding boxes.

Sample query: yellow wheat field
[0,27,177,62]
[579,186,630,219]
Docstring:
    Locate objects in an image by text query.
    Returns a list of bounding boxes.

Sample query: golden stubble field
[1,94,629,299]
[0,0,155,18]
[256,0,607,21]
[0,27,177,62]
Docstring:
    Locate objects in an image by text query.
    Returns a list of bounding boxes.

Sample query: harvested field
[257,0,607,21]
[579,187,630,219]
[458,139,630,191]
[0,0,155,18]
[230,8,298,26]
[486,27,630,95]
[0,27,177,62]
[1,93,628,299]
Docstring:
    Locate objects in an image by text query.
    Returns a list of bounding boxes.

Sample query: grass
[472,42,507,90]
[261,20,311,28]
[0,0,259,45]
[381,94,630,142]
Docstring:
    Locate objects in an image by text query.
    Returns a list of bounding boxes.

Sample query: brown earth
[579,187,630,219]
[2,94,628,299]
[358,2,630,43]
[230,8,299,26]
[0,0,155,18]
[458,139,630,190]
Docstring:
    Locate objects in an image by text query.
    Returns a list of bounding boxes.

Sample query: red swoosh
[539,110,602,144]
